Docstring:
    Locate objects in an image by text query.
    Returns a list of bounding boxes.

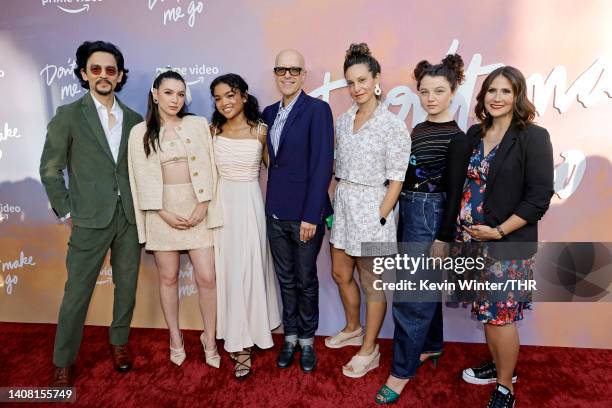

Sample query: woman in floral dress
[454,66,554,408]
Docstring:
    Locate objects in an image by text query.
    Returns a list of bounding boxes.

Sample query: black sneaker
[462,360,518,385]
[486,383,516,408]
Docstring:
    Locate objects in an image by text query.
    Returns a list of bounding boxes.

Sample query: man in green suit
[40,41,143,387]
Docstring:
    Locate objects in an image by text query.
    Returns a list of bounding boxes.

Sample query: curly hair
[343,42,382,99]
[209,73,262,133]
[414,54,465,91]
[73,41,128,92]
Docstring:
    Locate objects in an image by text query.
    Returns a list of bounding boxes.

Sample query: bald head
[275,49,305,68]
[273,49,307,103]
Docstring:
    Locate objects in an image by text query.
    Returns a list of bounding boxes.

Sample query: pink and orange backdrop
[0,0,610,348]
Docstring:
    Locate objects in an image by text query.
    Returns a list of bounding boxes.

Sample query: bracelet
[495,225,505,238]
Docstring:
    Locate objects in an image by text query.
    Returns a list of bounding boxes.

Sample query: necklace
[414,175,441,189]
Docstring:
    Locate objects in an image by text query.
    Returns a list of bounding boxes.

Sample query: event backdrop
[0,0,611,348]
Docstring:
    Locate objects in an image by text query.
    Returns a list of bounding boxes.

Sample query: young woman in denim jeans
[375,54,468,404]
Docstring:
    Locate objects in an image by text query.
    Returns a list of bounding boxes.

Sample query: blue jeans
[391,191,445,379]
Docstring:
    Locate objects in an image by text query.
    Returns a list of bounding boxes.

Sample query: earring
[153,98,158,104]
[374,84,382,96]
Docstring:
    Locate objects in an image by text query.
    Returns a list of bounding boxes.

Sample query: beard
[95,79,113,96]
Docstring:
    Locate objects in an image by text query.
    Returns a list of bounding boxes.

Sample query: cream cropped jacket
[128,115,222,244]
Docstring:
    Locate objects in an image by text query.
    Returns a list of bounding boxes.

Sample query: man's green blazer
[40,92,144,229]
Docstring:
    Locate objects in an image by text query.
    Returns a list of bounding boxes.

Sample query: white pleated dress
[213,133,281,352]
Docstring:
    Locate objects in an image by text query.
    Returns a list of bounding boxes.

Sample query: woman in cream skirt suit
[128,69,222,368]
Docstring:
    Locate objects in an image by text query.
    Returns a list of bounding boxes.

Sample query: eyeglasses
[88,65,118,77]
[273,66,303,77]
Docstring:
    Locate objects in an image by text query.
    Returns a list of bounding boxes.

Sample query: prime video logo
[0,204,22,222]
[41,0,103,14]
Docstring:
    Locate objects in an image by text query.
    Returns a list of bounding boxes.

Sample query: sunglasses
[273,66,303,77]
[88,65,118,77]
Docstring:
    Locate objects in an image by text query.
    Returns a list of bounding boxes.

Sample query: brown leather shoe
[52,365,74,387]
[110,344,133,372]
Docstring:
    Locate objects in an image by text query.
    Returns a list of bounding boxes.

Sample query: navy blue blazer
[262,91,334,225]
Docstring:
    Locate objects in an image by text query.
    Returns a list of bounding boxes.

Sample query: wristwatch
[379,217,387,226]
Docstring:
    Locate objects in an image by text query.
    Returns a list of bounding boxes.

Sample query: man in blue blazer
[262,49,334,373]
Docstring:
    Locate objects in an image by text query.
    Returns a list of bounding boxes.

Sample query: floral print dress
[456,141,533,325]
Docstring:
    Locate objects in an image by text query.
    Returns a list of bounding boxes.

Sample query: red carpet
[0,322,610,407]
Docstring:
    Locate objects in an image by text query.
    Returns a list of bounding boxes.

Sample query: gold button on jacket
[128,116,223,244]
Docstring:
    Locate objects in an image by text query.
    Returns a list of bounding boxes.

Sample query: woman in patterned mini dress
[327,43,411,378]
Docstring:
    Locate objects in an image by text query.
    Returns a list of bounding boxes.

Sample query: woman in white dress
[210,73,281,380]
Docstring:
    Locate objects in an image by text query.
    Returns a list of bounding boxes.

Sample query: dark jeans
[391,191,445,379]
[266,217,324,340]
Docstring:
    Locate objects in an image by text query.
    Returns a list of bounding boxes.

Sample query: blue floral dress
[455,141,533,325]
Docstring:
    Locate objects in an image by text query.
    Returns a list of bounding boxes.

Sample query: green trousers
[53,199,141,367]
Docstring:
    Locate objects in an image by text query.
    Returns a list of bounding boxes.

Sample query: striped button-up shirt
[270,91,301,154]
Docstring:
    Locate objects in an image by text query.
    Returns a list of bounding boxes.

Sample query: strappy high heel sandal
[419,351,443,368]
[374,384,400,405]
[200,332,221,368]
[169,332,186,366]
[231,349,252,381]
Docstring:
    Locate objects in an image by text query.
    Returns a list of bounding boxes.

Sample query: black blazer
[439,121,555,249]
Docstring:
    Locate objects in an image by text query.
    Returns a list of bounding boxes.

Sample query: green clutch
[325,214,334,230]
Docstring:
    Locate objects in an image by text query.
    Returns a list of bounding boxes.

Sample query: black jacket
[438,121,555,248]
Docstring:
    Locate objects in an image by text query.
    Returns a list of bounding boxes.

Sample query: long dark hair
[73,40,128,92]
[210,73,261,133]
[343,43,382,100]
[414,54,465,91]
[144,70,191,157]
[474,66,536,133]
